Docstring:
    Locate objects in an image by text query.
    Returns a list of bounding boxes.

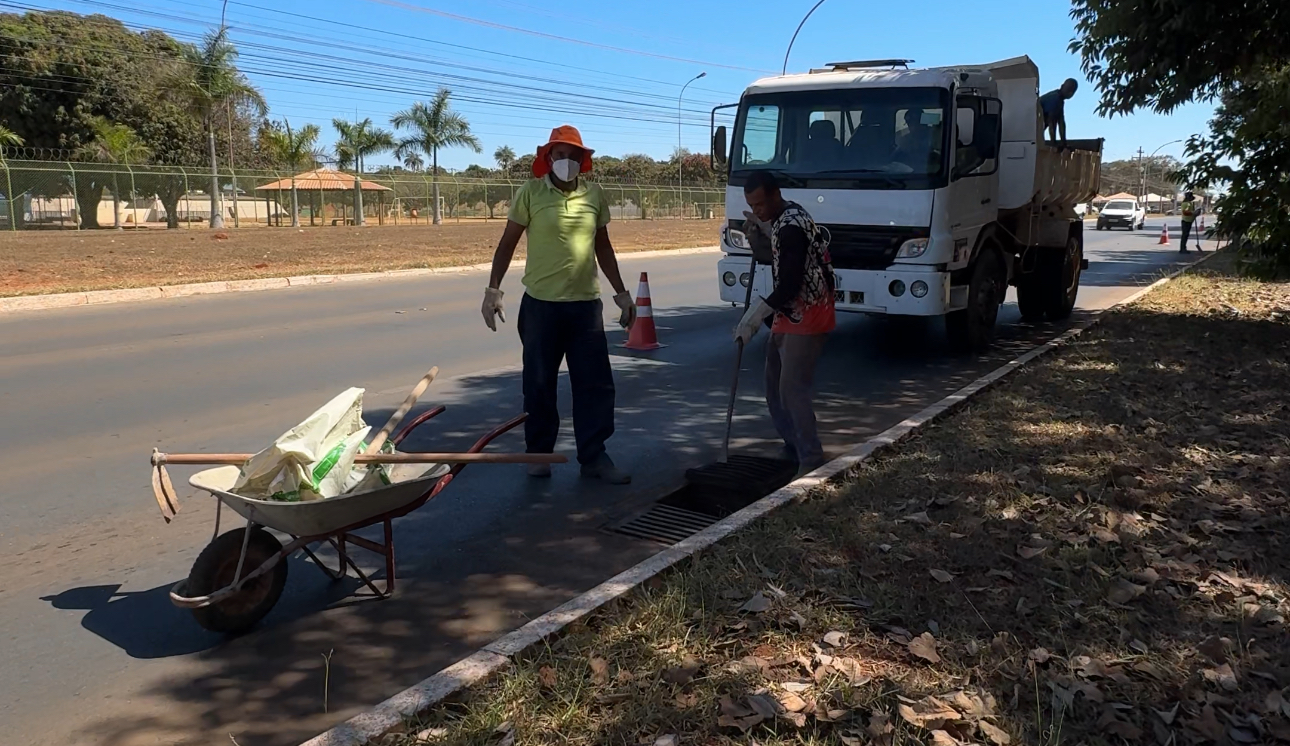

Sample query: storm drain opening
[610,502,720,545]
[608,456,798,545]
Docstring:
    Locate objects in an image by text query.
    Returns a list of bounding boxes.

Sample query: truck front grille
[726,220,929,272]
[822,224,928,270]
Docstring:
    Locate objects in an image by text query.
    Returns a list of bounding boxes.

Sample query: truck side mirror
[713,125,728,168]
[974,113,1000,160]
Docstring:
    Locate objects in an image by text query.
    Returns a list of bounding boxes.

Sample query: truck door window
[953,96,996,179]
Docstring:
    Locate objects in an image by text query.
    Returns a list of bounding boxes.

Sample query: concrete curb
[299,252,1218,746]
[0,246,720,315]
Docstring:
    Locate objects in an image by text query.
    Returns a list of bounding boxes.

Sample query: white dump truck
[711,56,1102,351]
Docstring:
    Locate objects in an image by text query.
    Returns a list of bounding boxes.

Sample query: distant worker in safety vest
[1039,78,1079,146]
[735,170,836,477]
[482,125,637,484]
[1179,191,1203,254]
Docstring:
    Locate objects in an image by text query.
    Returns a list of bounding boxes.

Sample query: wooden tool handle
[152,452,567,465]
[367,366,439,454]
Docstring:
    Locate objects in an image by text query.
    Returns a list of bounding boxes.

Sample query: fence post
[181,166,191,228]
[67,161,80,230]
[3,161,14,231]
[126,164,139,228]
[231,164,240,228]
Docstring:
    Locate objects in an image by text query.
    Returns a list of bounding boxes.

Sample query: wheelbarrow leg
[383,519,396,595]
[301,542,345,581]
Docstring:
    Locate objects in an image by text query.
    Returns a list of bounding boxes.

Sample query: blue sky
[35,0,1214,170]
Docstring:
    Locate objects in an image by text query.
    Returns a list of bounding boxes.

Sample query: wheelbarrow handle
[151,452,567,465]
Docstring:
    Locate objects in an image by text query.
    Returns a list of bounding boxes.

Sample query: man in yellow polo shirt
[482,125,636,484]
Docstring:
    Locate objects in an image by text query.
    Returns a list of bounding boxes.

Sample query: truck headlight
[911,280,929,298]
[889,280,906,297]
[726,228,750,250]
[896,238,929,258]
[722,271,737,286]
[739,273,751,287]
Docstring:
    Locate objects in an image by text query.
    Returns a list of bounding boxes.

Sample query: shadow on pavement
[61,299,1119,745]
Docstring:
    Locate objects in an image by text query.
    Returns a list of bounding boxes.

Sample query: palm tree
[333,118,395,174]
[333,117,394,226]
[402,152,424,171]
[173,28,266,230]
[494,145,516,176]
[80,117,151,230]
[391,88,480,224]
[263,119,321,228]
[0,124,22,161]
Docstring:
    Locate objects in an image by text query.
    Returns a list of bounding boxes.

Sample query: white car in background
[1096,199,1146,231]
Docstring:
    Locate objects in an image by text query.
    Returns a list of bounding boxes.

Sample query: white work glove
[481,287,505,331]
[612,290,637,329]
[733,298,774,345]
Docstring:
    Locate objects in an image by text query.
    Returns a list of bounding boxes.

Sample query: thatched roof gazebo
[255,168,393,226]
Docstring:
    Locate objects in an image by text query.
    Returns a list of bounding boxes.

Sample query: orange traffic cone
[1200,215,1206,231]
[621,272,665,350]
[1158,224,1170,245]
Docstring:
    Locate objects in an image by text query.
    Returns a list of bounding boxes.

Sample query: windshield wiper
[807,169,910,188]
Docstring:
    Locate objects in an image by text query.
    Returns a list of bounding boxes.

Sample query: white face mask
[550,158,580,182]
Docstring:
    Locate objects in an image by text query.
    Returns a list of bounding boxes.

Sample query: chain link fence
[0,159,725,231]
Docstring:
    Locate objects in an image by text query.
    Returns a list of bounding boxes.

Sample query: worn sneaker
[580,453,631,485]
[527,462,552,478]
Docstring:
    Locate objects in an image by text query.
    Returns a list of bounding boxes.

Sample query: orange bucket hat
[533,125,594,178]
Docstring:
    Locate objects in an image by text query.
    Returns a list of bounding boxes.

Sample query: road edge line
[0,246,720,314]
[299,252,1217,746]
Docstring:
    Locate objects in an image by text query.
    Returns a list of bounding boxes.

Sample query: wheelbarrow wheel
[187,527,289,634]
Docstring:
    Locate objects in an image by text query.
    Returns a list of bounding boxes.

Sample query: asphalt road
[0,221,1202,746]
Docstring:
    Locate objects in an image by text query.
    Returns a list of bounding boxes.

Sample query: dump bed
[1034,138,1103,207]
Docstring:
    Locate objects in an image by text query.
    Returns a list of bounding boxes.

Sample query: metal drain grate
[610,503,720,545]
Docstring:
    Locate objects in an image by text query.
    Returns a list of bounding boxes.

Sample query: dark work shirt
[765,224,809,311]
[1039,89,1065,124]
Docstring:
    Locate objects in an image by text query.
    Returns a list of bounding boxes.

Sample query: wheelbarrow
[153,402,562,634]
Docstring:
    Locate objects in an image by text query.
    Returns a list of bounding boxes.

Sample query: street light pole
[678,71,706,217]
[783,0,828,74]
[1145,139,1183,213]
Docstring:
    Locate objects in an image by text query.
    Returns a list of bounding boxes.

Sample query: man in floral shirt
[734,170,835,475]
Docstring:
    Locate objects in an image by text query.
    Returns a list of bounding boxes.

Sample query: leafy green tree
[1071,0,1290,274]
[391,88,481,225]
[171,27,266,230]
[262,119,321,227]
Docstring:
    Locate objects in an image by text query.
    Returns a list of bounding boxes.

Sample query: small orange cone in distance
[622,272,665,350]
[1158,224,1170,245]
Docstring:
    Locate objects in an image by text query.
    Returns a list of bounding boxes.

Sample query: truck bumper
[718,256,956,316]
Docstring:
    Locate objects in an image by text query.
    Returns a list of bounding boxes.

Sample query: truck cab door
[946,96,1002,268]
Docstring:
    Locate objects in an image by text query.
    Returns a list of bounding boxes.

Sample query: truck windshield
[730,87,950,190]
[1105,201,1136,211]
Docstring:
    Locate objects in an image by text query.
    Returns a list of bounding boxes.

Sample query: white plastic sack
[234,388,372,502]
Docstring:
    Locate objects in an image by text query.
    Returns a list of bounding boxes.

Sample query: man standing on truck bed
[1039,78,1079,146]
[481,125,637,485]
[734,170,836,476]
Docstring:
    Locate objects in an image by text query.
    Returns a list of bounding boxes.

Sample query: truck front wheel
[946,249,1005,353]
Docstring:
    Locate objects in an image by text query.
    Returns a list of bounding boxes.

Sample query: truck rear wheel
[1015,236,1082,321]
[947,248,1005,353]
